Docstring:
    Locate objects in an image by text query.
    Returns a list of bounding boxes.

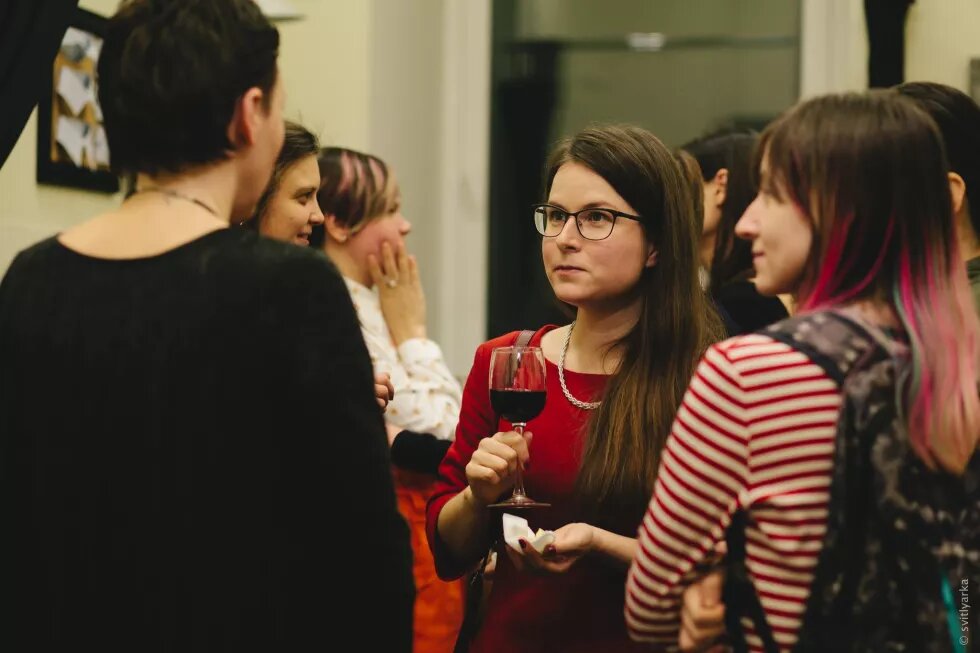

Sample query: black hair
[98,0,279,175]
[681,128,758,292]
[895,81,980,236]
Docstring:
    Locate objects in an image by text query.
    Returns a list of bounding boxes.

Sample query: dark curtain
[488,40,565,338]
[864,0,913,88]
[0,0,81,170]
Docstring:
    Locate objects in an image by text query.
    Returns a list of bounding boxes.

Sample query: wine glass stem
[512,423,528,500]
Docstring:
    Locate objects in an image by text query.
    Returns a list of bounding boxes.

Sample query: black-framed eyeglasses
[532,203,642,241]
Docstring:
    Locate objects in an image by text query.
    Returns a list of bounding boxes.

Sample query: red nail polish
[519,539,527,550]
[545,545,557,555]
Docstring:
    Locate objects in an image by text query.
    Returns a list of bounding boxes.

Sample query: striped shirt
[625,334,842,652]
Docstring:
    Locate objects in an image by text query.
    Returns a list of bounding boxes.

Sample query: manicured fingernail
[545,545,557,555]
[519,539,527,550]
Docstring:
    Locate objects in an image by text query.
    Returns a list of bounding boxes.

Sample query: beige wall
[906,0,980,91]
[278,0,372,148]
[0,0,121,271]
[368,0,446,344]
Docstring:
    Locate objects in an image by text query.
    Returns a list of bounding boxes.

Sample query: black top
[714,279,790,336]
[0,229,413,651]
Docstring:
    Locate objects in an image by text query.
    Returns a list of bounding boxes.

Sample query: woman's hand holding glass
[464,430,532,507]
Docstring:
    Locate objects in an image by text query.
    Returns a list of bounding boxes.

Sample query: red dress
[425,327,651,653]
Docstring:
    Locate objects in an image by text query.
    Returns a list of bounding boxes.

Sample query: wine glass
[488,346,549,509]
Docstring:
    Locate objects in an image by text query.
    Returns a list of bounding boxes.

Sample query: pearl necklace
[557,322,601,410]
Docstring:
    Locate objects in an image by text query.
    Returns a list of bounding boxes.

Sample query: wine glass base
[488,497,551,509]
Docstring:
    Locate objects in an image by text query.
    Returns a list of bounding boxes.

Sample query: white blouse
[344,278,462,440]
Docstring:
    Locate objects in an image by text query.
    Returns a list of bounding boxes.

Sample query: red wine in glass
[489,389,546,424]
[488,346,549,508]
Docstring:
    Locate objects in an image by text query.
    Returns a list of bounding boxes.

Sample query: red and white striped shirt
[625,334,842,652]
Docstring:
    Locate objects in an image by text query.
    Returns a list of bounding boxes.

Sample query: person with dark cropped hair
[895,81,980,315]
[0,1,413,650]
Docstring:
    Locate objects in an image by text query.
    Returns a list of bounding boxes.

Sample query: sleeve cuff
[390,430,452,475]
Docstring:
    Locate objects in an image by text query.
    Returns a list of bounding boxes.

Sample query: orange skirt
[393,468,465,653]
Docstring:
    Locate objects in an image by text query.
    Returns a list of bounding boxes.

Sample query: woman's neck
[324,244,372,287]
[57,165,236,259]
[699,232,716,269]
[564,299,642,375]
[957,208,980,263]
[134,166,237,223]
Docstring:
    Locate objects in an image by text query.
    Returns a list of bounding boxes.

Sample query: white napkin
[502,513,555,553]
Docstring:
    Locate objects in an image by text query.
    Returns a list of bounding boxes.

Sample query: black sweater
[0,229,413,651]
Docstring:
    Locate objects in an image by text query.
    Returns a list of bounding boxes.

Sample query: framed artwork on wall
[36,7,118,194]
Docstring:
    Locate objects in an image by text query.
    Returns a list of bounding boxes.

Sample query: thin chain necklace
[133,187,219,217]
[558,322,601,410]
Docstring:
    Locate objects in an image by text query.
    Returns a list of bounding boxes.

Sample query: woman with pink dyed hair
[626,91,980,653]
[314,146,464,653]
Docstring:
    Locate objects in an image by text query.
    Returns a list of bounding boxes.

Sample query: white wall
[800,0,868,97]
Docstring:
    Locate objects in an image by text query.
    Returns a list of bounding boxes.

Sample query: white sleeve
[370,336,462,440]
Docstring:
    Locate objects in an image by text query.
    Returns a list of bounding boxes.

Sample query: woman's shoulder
[701,329,806,371]
[4,236,68,274]
[701,311,854,386]
[6,229,334,278]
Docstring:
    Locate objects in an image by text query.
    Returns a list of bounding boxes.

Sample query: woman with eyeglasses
[425,125,724,652]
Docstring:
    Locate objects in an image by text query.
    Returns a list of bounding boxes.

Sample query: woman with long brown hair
[425,124,723,652]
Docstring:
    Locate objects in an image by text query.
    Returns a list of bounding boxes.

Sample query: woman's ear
[323,214,350,243]
[713,168,729,208]
[949,172,967,217]
[645,246,658,268]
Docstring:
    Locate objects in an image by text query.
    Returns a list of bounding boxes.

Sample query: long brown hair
[545,125,725,528]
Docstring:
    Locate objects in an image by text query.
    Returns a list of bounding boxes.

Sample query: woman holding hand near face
[314,147,465,653]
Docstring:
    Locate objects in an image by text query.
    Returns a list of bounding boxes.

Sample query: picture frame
[36,7,118,194]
